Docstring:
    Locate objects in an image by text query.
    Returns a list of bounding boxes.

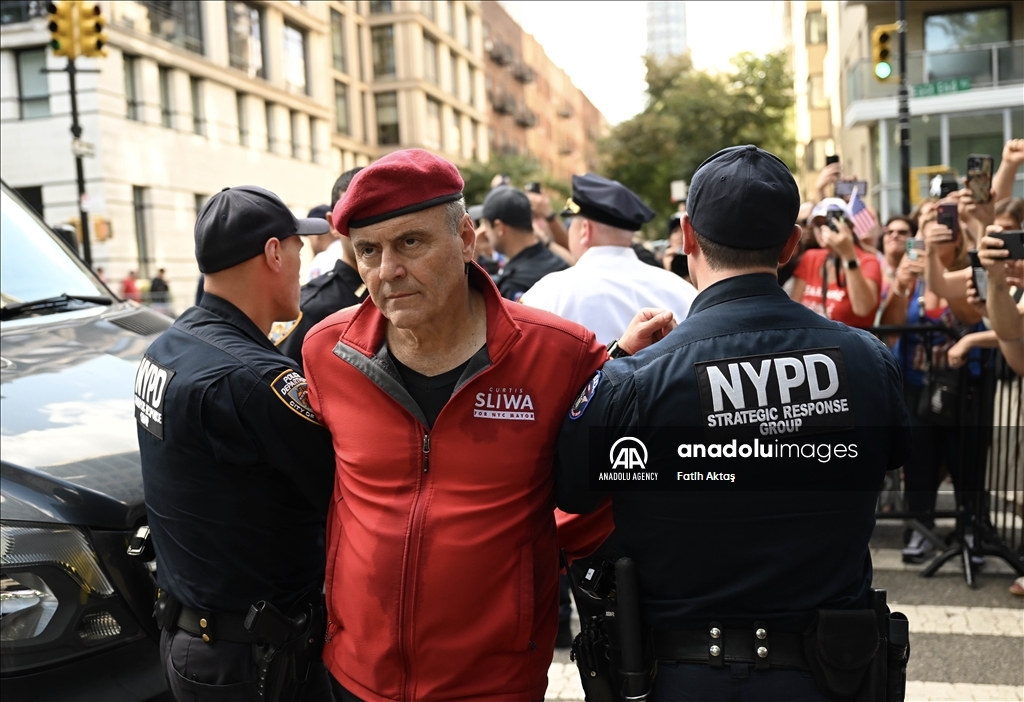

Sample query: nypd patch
[135,355,175,440]
[271,369,321,425]
[569,371,602,421]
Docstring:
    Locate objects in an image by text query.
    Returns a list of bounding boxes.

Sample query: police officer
[273,170,369,365]
[136,186,335,701]
[521,173,696,343]
[556,146,911,700]
[483,185,569,301]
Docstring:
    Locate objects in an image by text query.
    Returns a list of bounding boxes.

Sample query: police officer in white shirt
[521,173,697,343]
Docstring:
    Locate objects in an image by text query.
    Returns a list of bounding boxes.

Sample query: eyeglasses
[885,228,911,237]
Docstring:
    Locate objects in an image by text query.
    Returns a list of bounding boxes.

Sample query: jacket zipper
[399,430,431,700]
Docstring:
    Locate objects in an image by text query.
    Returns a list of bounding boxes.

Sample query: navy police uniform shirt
[135,293,335,613]
[273,259,368,366]
[495,242,569,302]
[556,273,911,632]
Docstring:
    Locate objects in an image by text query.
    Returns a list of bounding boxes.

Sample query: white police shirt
[307,240,342,282]
[520,245,697,344]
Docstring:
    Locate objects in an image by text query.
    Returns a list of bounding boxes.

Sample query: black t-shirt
[389,350,475,428]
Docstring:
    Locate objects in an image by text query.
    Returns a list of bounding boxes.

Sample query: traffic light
[872,23,900,82]
[79,2,108,58]
[47,1,79,59]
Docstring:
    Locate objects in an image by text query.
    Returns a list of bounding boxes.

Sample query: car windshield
[1,186,106,309]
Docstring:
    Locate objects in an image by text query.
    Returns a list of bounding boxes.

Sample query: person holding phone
[789,198,881,328]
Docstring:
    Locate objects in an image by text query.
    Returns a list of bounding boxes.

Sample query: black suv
[1,182,171,700]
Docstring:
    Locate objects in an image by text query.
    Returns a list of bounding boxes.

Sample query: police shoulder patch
[271,369,321,425]
[569,370,602,420]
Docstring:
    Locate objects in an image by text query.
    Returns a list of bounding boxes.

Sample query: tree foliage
[600,51,796,238]
[459,154,570,208]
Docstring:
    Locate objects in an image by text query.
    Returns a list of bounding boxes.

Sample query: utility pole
[898,0,910,215]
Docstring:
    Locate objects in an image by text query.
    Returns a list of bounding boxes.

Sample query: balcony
[846,40,1024,105]
[511,61,535,84]
[485,39,514,67]
[116,1,205,55]
[514,107,537,128]
[0,0,45,25]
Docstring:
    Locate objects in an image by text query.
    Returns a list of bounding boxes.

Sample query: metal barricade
[870,324,1024,585]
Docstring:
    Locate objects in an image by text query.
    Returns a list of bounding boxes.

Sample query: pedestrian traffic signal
[872,23,900,82]
[79,2,108,58]
[47,1,79,59]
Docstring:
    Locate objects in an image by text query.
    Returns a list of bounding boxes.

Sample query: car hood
[1,304,170,528]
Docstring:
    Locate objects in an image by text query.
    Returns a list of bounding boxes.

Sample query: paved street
[546,511,1024,701]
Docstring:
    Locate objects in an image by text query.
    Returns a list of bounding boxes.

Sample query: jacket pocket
[513,542,535,651]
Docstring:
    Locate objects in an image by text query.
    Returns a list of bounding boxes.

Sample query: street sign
[670,180,688,203]
[71,138,95,158]
[912,78,971,98]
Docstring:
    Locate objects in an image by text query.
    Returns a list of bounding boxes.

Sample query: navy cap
[468,204,484,223]
[560,173,654,231]
[687,145,800,250]
[482,186,533,231]
[195,186,329,274]
[307,204,332,220]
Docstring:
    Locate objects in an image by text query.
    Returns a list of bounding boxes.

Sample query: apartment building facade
[480,1,607,183]
[0,0,485,306]
[792,0,1024,219]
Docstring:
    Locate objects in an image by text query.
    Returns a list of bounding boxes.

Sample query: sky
[501,1,785,126]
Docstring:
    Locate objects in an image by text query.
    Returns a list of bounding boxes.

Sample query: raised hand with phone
[976,224,1024,374]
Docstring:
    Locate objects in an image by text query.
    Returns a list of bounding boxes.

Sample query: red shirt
[793,248,881,328]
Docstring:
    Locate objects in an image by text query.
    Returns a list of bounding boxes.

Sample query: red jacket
[303,267,612,701]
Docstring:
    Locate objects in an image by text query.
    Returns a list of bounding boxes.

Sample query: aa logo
[609,437,648,471]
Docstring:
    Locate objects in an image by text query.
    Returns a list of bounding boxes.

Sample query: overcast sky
[501,1,785,126]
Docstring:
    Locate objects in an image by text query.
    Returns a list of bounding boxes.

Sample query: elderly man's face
[350,205,474,331]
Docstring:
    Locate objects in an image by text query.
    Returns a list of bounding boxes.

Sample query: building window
[331,10,346,73]
[283,23,308,95]
[805,139,827,172]
[138,1,204,54]
[425,97,441,149]
[190,77,205,135]
[310,116,321,162]
[14,186,44,218]
[449,52,458,96]
[159,65,173,127]
[369,1,392,13]
[237,93,249,145]
[470,118,478,159]
[375,91,399,145]
[372,25,396,78]
[807,74,827,109]
[443,0,453,34]
[924,7,1009,50]
[468,66,477,107]
[133,186,152,278]
[450,109,462,155]
[357,25,366,81]
[291,110,302,158]
[335,81,350,135]
[463,6,472,48]
[361,91,369,143]
[194,193,207,218]
[15,48,49,119]
[423,35,438,84]
[266,102,276,151]
[124,55,141,121]
[227,1,264,79]
[805,11,826,45]
[421,0,435,22]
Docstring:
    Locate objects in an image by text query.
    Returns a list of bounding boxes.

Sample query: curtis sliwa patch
[135,355,175,440]
[271,369,321,425]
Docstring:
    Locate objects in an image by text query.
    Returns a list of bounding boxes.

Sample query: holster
[245,590,325,702]
[153,588,181,631]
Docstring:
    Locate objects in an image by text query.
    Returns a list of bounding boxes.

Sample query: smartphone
[992,230,1024,259]
[966,154,993,203]
[968,250,988,303]
[937,203,960,242]
[824,209,848,232]
[825,155,840,166]
[834,180,868,199]
[524,181,542,194]
[905,239,924,261]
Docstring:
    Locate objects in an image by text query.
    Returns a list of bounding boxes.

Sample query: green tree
[600,51,795,238]
[459,154,570,208]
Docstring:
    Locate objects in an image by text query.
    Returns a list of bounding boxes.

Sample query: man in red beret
[302,149,673,701]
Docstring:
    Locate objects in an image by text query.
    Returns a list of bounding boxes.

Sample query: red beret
[332,149,464,237]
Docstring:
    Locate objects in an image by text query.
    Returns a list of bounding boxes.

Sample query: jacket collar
[688,273,788,319]
[199,293,279,352]
[338,261,522,364]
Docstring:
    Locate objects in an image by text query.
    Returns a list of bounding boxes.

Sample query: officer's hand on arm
[618,309,676,355]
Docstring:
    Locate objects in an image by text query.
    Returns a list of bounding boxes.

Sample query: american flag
[848,190,878,240]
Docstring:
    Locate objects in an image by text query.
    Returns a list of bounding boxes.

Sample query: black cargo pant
[160,628,334,702]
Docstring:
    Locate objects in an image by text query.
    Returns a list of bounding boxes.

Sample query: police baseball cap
[687,145,800,250]
[195,186,329,273]
[307,204,332,220]
[560,173,654,231]
[468,204,484,224]
[482,186,533,231]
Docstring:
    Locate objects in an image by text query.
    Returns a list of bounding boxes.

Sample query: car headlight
[1,522,142,674]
